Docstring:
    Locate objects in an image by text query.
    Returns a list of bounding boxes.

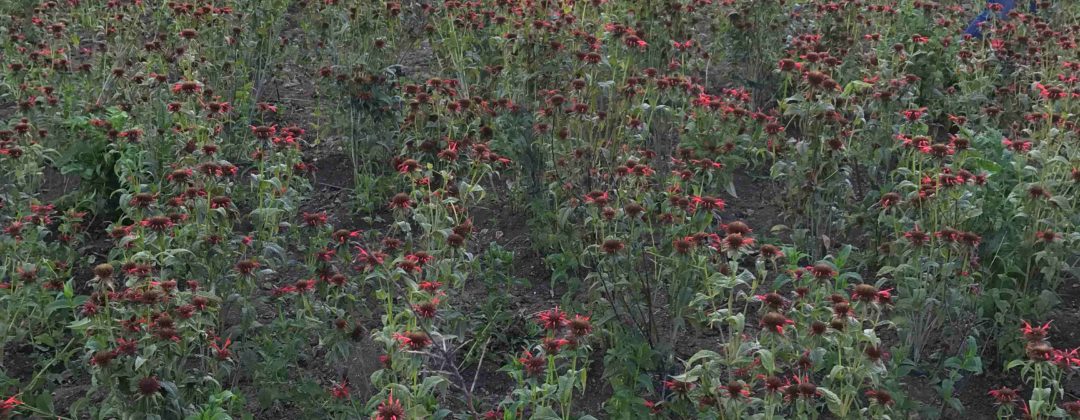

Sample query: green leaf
[685,350,722,365]
[67,318,92,332]
[757,349,776,373]
[529,405,561,420]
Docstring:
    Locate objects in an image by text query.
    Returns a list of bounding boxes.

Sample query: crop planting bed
[1,0,1080,419]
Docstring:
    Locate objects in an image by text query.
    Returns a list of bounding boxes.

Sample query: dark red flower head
[809,263,836,279]
[389,192,413,209]
[601,239,625,254]
[137,376,161,396]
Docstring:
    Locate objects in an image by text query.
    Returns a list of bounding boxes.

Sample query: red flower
[1002,137,1032,153]
[569,314,592,337]
[332,229,361,244]
[624,35,647,50]
[778,59,801,72]
[786,375,820,400]
[374,391,405,420]
[864,345,889,363]
[116,337,138,356]
[762,375,784,394]
[601,239,625,254]
[352,246,384,267]
[866,389,894,406]
[900,107,928,122]
[852,284,891,304]
[537,307,568,332]
[519,350,545,376]
[1063,400,1080,418]
[91,350,116,366]
[389,192,413,210]
[329,380,350,400]
[399,253,430,272]
[988,386,1019,406]
[719,233,755,253]
[394,331,432,350]
[673,237,695,254]
[235,259,260,276]
[0,395,22,416]
[171,80,202,94]
[302,212,328,227]
[1028,184,1051,200]
[643,399,662,414]
[138,376,161,396]
[412,298,439,319]
[542,337,570,355]
[250,125,277,139]
[723,381,750,399]
[272,285,297,297]
[1050,348,1080,370]
[760,312,794,334]
[1021,320,1052,342]
[210,337,232,360]
[396,158,420,173]
[808,263,836,279]
[753,292,788,310]
[760,241,786,258]
[904,227,930,246]
[583,190,610,206]
[1035,229,1060,244]
[141,215,174,232]
[690,195,725,212]
[664,379,695,395]
[294,279,316,293]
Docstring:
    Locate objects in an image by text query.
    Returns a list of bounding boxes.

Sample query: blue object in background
[965,0,1039,38]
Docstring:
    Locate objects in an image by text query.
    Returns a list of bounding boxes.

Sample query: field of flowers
[1,0,1079,418]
